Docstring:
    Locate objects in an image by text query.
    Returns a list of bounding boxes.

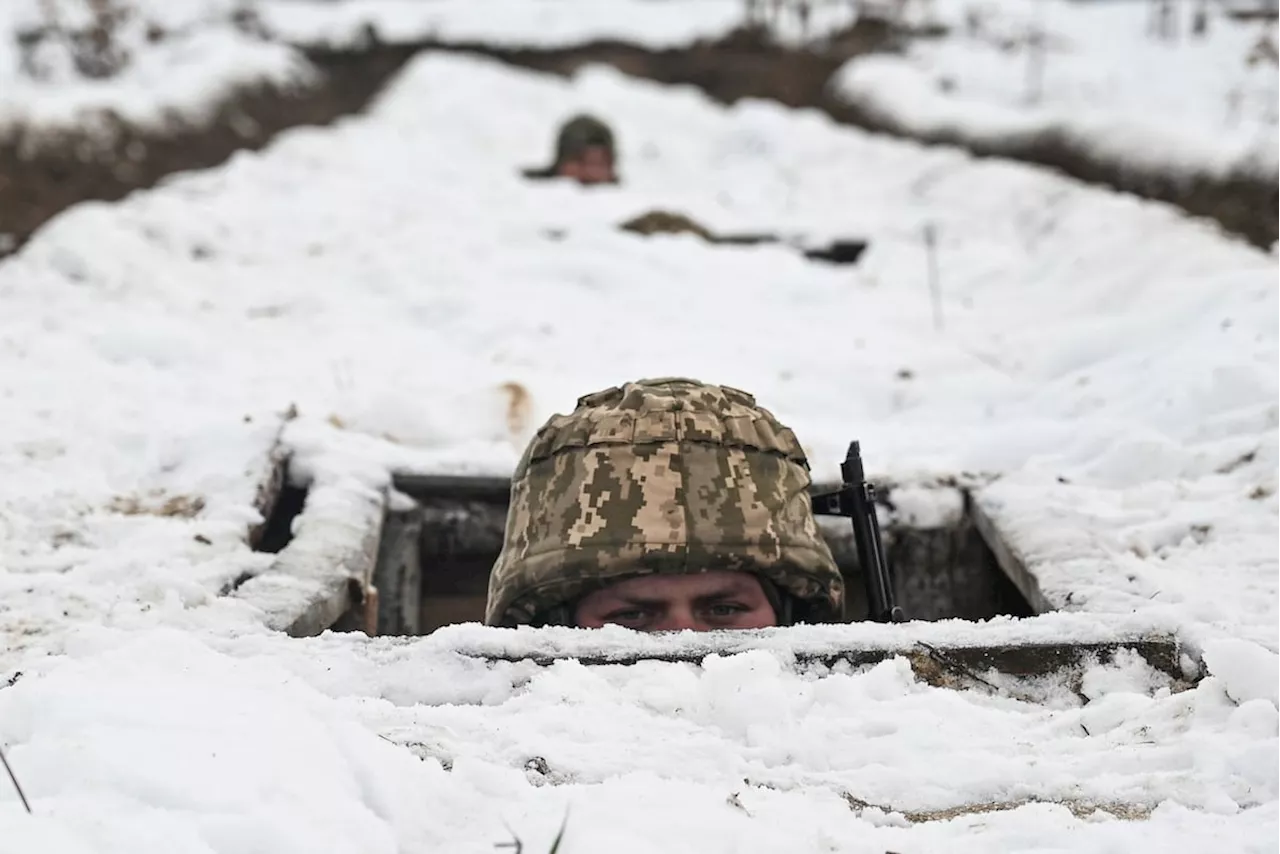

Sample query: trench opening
[420,27,1275,250]
[253,474,307,555]
[246,471,1189,691]
[379,475,1034,636]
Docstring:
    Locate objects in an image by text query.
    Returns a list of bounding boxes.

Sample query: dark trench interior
[381,478,1033,635]
[253,473,1034,635]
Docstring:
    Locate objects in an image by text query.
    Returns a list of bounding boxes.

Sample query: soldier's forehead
[590,571,766,601]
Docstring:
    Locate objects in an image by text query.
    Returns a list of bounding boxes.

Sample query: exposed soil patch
[107,492,206,518]
[838,792,1156,823]
[454,27,857,112]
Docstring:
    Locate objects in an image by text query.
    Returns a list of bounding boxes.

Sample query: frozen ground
[0,0,748,137]
[834,0,1280,182]
[258,0,747,49]
[0,621,1276,853]
[0,48,1275,853]
[0,0,316,136]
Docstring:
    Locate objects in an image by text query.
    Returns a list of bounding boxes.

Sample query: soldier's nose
[652,608,699,632]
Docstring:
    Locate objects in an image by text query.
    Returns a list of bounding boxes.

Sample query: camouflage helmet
[485,377,845,627]
[553,113,615,168]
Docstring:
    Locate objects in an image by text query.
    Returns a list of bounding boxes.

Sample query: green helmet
[485,378,845,627]
[553,113,616,168]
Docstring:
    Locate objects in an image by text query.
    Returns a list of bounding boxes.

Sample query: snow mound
[0,627,1276,852]
[0,0,317,137]
[0,51,1274,664]
[832,0,1279,183]
[0,44,1275,854]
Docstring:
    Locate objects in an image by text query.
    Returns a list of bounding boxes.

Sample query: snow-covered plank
[233,474,386,637]
[972,463,1280,651]
[436,613,1192,681]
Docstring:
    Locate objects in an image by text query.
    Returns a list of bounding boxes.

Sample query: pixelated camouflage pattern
[553,114,615,167]
[486,378,845,626]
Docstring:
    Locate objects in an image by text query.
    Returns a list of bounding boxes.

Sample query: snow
[258,0,746,49]
[3,54,1273,654]
[0,0,317,137]
[976,449,1279,650]
[0,627,1275,851]
[0,22,1276,854]
[883,482,966,528]
[233,451,387,633]
[832,0,1280,182]
[427,610,1187,664]
[0,0,749,138]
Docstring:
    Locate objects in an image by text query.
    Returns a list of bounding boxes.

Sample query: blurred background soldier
[522,113,619,185]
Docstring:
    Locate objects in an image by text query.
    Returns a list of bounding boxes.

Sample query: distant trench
[412,25,1277,250]
[0,47,418,260]
[1,23,1274,260]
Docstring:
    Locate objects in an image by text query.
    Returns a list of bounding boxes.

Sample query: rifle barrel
[842,442,905,623]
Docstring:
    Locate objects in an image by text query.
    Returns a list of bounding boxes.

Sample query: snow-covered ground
[0,0,316,136]
[258,0,748,49]
[0,0,748,137]
[9,0,1277,194]
[2,621,1277,854]
[0,46,1275,853]
[834,0,1280,181]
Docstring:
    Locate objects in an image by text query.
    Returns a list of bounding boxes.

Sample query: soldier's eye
[705,603,747,618]
[605,608,649,623]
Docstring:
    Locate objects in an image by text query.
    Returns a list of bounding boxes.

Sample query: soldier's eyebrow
[692,590,749,606]
[609,595,668,608]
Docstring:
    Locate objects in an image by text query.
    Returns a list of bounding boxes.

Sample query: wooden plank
[967,494,1056,614]
[392,473,511,503]
[234,479,387,637]
[372,496,424,635]
[462,638,1186,683]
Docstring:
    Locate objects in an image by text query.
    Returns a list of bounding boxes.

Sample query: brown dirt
[451,28,852,111]
[498,380,534,442]
[108,492,206,518]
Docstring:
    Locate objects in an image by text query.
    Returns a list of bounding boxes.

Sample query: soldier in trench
[523,115,868,265]
[522,113,620,185]
[485,377,846,631]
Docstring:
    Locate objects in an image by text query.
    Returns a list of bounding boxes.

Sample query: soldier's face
[574,571,777,632]
[557,145,615,184]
